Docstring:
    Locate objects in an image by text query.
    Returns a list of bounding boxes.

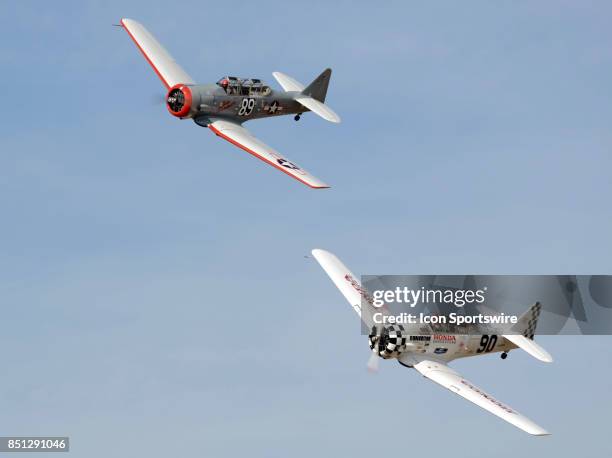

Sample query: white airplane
[311,249,553,436]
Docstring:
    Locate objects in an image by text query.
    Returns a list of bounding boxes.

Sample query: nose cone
[166,84,193,117]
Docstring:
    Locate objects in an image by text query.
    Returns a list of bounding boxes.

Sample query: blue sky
[1,1,611,456]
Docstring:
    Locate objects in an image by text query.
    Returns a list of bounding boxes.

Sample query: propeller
[366,325,388,373]
[367,349,380,373]
[151,93,166,106]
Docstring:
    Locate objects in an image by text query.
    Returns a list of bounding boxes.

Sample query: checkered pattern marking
[368,324,408,359]
[523,302,541,340]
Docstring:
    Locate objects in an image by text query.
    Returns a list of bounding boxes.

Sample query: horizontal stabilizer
[272,71,305,92]
[295,96,341,123]
[503,334,553,363]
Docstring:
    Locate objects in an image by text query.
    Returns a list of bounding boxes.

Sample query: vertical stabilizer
[302,68,332,102]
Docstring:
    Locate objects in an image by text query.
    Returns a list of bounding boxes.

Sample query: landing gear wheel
[294,114,301,121]
[501,352,508,360]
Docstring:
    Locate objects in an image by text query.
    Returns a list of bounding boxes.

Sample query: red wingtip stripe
[121,19,170,89]
[208,125,329,189]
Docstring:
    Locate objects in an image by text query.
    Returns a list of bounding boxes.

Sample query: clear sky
[1,1,611,456]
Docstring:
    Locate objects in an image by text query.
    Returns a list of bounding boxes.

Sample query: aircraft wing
[406,357,550,436]
[311,248,383,329]
[208,119,329,189]
[121,18,194,89]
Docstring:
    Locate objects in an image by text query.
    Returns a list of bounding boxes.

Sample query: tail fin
[272,70,341,123]
[302,68,332,102]
[516,302,543,340]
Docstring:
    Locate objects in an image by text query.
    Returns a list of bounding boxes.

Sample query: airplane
[311,248,554,436]
[119,18,340,189]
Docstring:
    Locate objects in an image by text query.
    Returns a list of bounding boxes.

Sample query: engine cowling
[369,324,408,359]
[166,84,194,118]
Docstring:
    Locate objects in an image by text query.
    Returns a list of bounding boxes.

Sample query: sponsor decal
[344,274,374,307]
[460,380,514,413]
[433,335,456,343]
[218,100,234,111]
[410,335,431,342]
[434,347,448,354]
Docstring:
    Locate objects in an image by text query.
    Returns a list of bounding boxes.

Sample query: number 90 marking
[238,98,256,116]
[476,334,498,353]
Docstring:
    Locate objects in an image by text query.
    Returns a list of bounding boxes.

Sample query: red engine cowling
[166,84,193,118]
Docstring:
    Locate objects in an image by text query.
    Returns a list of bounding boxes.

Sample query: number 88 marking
[238,98,256,116]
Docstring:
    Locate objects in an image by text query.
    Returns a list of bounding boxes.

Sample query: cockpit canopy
[216,76,272,96]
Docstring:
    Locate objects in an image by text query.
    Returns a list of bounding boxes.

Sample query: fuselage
[374,332,517,365]
[166,81,307,125]
[202,85,305,120]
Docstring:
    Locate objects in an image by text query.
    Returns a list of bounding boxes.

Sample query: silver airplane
[120,18,340,189]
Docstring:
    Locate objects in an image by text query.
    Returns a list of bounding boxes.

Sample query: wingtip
[530,428,552,436]
[119,18,141,28]
[311,248,334,261]
[308,180,331,189]
[535,346,554,363]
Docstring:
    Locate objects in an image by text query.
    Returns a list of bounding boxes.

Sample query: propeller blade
[151,93,166,105]
[367,350,379,373]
